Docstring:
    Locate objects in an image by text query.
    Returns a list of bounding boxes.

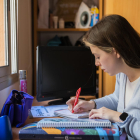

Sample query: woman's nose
[95,60,101,66]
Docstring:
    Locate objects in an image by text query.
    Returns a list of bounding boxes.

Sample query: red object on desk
[72,87,81,113]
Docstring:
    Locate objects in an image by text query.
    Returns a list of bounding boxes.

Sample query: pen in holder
[0,90,34,127]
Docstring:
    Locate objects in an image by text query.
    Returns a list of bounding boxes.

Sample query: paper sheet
[54,109,89,118]
[57,109,89,117]
[30,105,68,118]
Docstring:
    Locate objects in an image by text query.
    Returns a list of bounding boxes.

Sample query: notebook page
[54,109,89,118]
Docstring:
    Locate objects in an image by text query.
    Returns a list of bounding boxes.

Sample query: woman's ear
[113,48,120,58]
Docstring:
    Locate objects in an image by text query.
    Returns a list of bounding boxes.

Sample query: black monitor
[36,46,96,105]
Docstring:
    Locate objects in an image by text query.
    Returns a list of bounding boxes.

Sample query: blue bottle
[90,6,99,27]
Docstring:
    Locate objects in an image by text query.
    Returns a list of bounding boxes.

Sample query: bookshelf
[33,0,103,98]
[37,28,90,32]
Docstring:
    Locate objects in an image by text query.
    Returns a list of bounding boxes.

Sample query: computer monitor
[36,46,96,105]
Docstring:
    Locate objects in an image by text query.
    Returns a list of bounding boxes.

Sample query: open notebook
[37,118,111,128]
[54,109,89,119]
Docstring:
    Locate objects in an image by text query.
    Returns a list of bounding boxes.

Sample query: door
[102,0,140,96]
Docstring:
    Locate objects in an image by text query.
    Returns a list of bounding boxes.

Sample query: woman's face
[89,46,122,76]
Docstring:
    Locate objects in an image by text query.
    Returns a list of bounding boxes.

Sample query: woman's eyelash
[96,57,100,59]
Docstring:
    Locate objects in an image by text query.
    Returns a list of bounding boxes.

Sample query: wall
[0,0,32,112]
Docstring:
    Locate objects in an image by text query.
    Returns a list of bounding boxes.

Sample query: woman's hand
[66,97,96,113]
[89,107,122,122]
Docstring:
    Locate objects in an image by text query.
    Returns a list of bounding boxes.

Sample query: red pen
[72,87,81,113]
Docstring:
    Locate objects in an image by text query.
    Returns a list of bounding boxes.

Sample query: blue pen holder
[0,115,13,140]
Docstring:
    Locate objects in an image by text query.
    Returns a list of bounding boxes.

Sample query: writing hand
[66,97,96,113]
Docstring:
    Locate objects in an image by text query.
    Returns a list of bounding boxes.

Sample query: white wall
[0,0,32,112]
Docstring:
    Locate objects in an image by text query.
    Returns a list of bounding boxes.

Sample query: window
[10,0,18,74]
[0,0,18,90]
[0,0,8,67]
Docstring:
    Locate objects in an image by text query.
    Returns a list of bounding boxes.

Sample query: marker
[72,87,81,113]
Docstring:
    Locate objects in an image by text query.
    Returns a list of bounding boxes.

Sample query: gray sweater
[94,73,140,140]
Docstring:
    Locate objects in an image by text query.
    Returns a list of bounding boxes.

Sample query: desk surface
[12,96,95,140]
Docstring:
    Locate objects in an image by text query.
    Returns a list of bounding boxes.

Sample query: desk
[12,96,95,140]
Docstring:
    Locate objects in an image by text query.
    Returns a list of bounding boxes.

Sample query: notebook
[19,122,120,140]
[37,118,111,128]
[54,109,89,119]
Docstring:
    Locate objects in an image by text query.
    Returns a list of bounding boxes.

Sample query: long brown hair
[83,14,140,68]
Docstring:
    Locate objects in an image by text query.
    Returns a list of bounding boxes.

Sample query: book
[37,118,111,128]
[19,121,120,140]
[54,109,89,119]
[29,105,68,118]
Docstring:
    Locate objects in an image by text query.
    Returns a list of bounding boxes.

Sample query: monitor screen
[36,46,96,104]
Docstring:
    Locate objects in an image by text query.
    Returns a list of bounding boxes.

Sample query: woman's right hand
[66,97,96,113]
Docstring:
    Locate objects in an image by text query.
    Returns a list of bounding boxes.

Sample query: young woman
[66,15,140,140]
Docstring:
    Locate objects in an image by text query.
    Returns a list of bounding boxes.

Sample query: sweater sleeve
[91,73,121,111]
[116,115,140,139]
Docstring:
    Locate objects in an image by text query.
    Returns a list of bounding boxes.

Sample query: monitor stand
[48,97,70,105]
[48,97,86,105]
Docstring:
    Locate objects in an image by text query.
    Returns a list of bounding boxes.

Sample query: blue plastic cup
[0,115,13,140]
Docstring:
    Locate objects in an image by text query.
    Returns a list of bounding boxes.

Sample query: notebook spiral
[37,118,111,128]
